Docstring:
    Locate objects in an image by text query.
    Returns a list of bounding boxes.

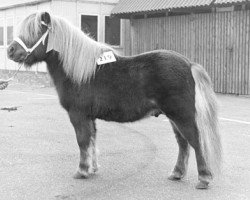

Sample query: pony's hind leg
[68,110,98,179]
[173,119,212,189]
[162,95,213,189]
[168,122,190,181]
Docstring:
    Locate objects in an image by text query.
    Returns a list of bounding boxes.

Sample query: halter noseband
[13,21,50,59]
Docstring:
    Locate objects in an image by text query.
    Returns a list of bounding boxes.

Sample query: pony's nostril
[8,46,15,55]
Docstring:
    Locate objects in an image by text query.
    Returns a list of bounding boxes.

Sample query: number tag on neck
[96,51,116,65]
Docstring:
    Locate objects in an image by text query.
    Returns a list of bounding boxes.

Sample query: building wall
[0,0,122,72]
[51,0,122,48]
[124,10,250,95]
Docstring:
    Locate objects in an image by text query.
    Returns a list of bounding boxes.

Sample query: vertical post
[190,13,195,61]
[130,15,134,55]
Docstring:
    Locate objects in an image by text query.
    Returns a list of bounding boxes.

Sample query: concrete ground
[0,83,250,200]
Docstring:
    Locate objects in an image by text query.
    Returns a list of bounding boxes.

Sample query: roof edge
[0,0,51,11]
[111,0,250,17]
[112,5,214,19]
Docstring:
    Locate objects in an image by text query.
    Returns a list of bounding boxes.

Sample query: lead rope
[0,64,22,89]
[6,64,22,81]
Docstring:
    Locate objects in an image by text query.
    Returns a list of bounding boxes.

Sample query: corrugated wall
[126,10,250,95]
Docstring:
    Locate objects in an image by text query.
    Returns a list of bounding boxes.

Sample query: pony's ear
[41,12,51,26]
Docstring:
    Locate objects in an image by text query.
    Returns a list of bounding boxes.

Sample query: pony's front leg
[68,110,98,179]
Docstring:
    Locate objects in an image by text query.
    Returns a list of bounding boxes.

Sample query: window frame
[104,15,122,47]
[6,17,14,46]
[79,13,99,42]
[0,18,4,47]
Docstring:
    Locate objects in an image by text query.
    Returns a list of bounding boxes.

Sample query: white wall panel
[38,2,52,12]
[0,49,6,69]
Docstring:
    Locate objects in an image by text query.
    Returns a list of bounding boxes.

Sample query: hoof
[73,170,89,179]
[93,166,98,173]
[195,181,209,189]
[92,163,99,173]
[168,172,184,181]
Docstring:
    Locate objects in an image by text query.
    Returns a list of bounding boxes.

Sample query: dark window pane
[0,27,3,46]
[81,15,98,41]
[105,16,120,46]
[7,26,13,45]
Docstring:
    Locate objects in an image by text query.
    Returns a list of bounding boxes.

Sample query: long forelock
[18,13,43,46]
[49,15,114,83]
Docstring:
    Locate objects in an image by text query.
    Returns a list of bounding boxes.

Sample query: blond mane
[18,11,115,83]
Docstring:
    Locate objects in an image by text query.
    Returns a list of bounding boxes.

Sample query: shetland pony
[7,12,222,189]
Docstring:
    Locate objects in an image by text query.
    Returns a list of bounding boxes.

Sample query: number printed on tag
[96,51,117,65]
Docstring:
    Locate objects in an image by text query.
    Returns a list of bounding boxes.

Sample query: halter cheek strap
[13,22,50,55]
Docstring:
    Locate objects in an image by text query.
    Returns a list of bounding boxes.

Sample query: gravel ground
[0,76,250,200]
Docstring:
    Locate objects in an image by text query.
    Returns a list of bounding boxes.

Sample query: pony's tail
[191,63,222,177]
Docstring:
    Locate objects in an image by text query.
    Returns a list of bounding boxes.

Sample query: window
[0,19,3,46]
[81,15,98,41]
[105,16,120,46]
[0,26,3,46]
[7,26,13,45]
[6,18,13,45]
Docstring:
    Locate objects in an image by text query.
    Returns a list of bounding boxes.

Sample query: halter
[13,21,50,59]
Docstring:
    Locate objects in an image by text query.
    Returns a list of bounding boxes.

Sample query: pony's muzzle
[7,44,15,58]
[7,42,28,62]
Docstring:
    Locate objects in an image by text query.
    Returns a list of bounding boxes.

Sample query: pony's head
[7,11,114,83]
[7,12,51,67]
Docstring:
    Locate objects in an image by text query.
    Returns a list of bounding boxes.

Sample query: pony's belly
[96,107,161,123]
[97,113,147,123]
